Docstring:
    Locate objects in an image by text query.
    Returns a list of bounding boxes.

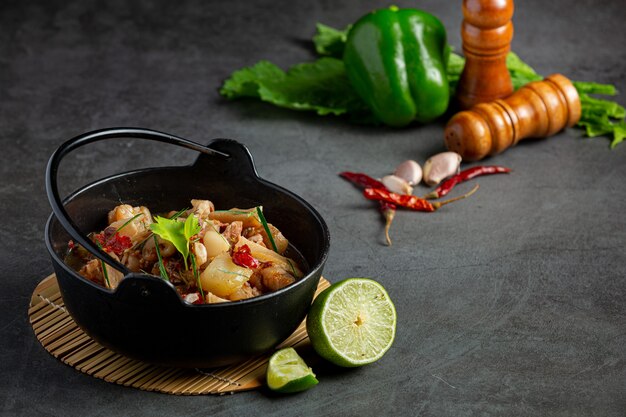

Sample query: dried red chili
[339,172,387,190]
[364,188,436,211]
[232,244,260,269]
[424,166,511,199]
[340,171,397,245]
[93,228,132,256]
[364,184,479,211]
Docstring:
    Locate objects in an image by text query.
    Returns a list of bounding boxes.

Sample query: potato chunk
[202,228,231,259]
[199,253,252,298]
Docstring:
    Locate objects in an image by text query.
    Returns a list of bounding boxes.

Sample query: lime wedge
[266,347,319,393]
[306,278,396,367]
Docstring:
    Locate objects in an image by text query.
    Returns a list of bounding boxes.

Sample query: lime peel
[266,347,318,393]
[307,278,397,367]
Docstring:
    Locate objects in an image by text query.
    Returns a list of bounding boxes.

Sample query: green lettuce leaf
[506,52,543,90]
[220,22,624,147]
[610,121,626,148]
[572,81,626,147]
[446,50,465,95]
[573,81,617,96]
[220,58,369,116]
[313,23,350,58]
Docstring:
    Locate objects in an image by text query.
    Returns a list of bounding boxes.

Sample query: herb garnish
[150,214,201,270]
[217,268,249,277]
[153,235,170,281]
[169,207,188,220]
[129,208,188,251]
[190,253,204,302]
[115,213,144,233]
[95,241,112,288]
[255,206,278,252]
[255,206,297,275]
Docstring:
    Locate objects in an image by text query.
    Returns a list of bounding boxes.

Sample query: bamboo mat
[29,274,330,395]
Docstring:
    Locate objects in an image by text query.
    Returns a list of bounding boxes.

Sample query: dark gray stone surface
[1,0,625,415]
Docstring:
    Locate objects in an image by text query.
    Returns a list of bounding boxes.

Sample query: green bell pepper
[343,6,450,127]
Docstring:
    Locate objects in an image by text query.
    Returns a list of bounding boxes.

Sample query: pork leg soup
[65,199,305,304]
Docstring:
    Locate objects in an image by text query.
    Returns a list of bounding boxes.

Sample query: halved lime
[266,347,319,393]
[306,278,396,367]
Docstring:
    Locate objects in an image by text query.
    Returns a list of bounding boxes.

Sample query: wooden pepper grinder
[444,74,582,160]
[456,0,514,109]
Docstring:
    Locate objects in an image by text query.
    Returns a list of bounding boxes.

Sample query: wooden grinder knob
[444,74,582,161]
[456,0,514,110]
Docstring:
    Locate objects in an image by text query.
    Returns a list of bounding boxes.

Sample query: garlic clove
[422,152,462,186]
[394,160,422,185]
[381,175,413,195]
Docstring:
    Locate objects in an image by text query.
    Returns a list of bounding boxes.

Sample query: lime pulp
[306,278,397,367]
[266,347,318,393]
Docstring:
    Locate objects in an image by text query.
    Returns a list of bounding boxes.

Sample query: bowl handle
[45,127,230,274]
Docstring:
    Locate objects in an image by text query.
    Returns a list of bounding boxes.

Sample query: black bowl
[44,128,330,368]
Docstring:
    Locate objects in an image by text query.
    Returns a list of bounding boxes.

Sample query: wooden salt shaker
[444,74,582,161]
[456,0,514,109]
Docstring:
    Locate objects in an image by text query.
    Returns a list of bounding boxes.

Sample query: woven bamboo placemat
[29,274,330,395]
